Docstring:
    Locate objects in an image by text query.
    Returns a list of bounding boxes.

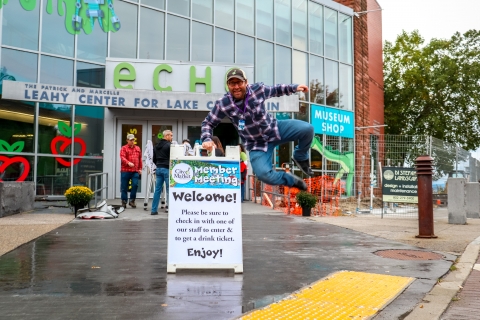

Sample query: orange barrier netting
[250,175,345,216]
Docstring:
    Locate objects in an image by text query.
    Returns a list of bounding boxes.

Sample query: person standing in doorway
[120,134,142,208]
[239,143,248,165]
[238,143,248,202]
[151,130,173,215]
[210,136,225,157]
[240,157,247,203]
[201,68,314,191]
[182,138,194,156]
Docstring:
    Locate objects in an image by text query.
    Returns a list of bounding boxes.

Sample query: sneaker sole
[291,157,314,177]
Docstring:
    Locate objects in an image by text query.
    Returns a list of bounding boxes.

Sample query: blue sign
[311,105,354,138]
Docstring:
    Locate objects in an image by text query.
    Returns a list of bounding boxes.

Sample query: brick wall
[334,0,384,199]
[367,0,384,136]
[334,0,370,133]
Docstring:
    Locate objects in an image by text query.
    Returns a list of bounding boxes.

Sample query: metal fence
[248,134,479,218]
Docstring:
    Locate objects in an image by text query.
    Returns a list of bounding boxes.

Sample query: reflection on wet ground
[0,215,454,319]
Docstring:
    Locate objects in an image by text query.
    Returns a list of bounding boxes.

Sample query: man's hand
[128,162,134,167]
[202,141,215,150]
[296,84,309,93]
[138,170,142,175]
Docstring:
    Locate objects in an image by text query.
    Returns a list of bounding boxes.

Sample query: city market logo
[172,163,193,184]
[383,170,394,181]
[0,140,30,182]
[0,0,121,35]
[50,121,86,167]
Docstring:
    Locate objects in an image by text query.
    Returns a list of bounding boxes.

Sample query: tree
[384,30,480,151]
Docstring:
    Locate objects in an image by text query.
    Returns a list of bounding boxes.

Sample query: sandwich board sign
[167,145,243,273]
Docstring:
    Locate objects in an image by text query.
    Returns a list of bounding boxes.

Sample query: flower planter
[65,186,94,218]
[73,203,88,217]
[301,206,311,217]
[296,191,317,217]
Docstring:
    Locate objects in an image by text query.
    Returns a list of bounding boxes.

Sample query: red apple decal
[50,121,87,166]
[0,140,30,182]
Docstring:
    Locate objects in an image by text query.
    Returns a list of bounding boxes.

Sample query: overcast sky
[377,0,480,157]
[378,0,480,43]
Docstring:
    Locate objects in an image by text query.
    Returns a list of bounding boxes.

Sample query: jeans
[121,171,139,201]
[249,119,314,187]
[241,183,245,202]
[151,167,169,213]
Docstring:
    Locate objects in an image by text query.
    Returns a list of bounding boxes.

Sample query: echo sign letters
[311,104,354,138]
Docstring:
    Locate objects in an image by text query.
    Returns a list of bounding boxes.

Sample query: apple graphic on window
[0,140,30,182]
[50,121,86,167]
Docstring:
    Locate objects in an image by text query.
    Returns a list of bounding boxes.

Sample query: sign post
[167,145,243,273]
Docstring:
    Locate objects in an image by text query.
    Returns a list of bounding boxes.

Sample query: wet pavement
[0,202,455,319]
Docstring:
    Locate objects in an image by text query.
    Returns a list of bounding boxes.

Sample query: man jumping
[201,68,314,191]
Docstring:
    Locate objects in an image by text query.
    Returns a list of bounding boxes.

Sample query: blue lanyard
[233,91,249,114]
[242,92,249,113]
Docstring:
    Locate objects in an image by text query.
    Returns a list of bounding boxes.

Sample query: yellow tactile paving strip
[241,271,415,320]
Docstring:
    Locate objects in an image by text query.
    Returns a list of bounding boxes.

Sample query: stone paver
[0,203,73,256]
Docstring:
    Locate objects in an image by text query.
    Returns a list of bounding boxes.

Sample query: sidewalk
[0,201,73,256]
[312,208,480,319]
[0,201,478,319]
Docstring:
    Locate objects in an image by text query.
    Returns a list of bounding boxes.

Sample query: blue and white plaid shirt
[201,82,298,152]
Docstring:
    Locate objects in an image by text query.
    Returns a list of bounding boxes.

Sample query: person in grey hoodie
[151,130,172,215]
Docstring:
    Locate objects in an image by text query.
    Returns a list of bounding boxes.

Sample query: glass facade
[0,0,353,194]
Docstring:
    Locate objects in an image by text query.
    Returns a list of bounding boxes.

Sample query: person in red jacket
[240,160,247,203]
[120,134,142,208]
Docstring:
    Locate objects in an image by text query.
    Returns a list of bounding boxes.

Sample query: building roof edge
[311,0,354,16]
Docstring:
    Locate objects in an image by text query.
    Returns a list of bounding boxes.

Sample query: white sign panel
[105,58,254,94]
[167,153,243,273]
[2,80,299,112]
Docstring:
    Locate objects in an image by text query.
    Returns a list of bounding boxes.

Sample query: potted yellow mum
[64,186,94,217]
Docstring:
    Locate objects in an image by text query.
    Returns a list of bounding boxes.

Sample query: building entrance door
[182,121,238,151]
[116,120,177,199]
[182,121,202,147]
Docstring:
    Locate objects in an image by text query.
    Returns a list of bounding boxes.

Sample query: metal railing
[248,174,292,212]
[88,172,108,208]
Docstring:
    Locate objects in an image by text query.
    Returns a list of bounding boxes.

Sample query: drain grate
[374,249,444,261]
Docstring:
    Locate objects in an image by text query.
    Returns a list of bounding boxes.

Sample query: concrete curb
[404,235,480,320]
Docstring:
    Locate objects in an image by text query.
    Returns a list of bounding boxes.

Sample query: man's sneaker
[292,157,314,177]
[291,174,307,191]
[129,200,136,208]
[165,205,169,213]
[121,200,127,209]
[151,212,158,215]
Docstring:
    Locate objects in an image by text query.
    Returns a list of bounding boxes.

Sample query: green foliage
[384,30,480,151]
[295,191,318,209]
